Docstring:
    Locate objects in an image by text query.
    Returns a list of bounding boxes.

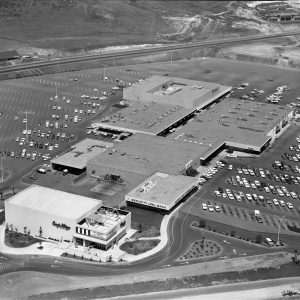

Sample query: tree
[256,234,263,244]
[199,219,206,228]
[39,226,43,237]
[293,250,299,263]
[138,223,142,233]
[23,226,27,234]
[200,236,206,249]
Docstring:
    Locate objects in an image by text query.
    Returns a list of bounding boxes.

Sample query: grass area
[190,216,288,247]
[122,206,164,238]
[28,262,300,300]
[119,239,160,256]
[178,239,222,261]
[4,230,39,248]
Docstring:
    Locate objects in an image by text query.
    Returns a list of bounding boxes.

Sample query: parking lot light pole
[20,110,35,145]
[274,215,287,246]
[0,155,5,182]
[102,65,107,80]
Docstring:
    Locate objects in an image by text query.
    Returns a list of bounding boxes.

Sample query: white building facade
[5,185,131,249]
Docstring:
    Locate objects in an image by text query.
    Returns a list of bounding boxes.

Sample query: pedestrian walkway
[0,225,64,257]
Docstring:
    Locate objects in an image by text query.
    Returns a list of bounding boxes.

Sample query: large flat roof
[88,133,209,176]
[123,75,231,109]
[169,98,292,151]
[96,100,192,135]
[51,138,114,169]
[126,172,197,208]
[6,185,101,220]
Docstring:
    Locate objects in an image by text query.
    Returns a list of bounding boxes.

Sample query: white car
[54,144,59,148]
[214,191,221,197]
[236,195,242,202]
[29,141,34,147]
[278,190,284,197]
[273,199,279,206]
[215,205,221,212]
[291,192,297,199]
[202,203,208,210]
[208,205,214,212]
[287,202,294,209]
[279,200,285,207]
[246,194,252,200]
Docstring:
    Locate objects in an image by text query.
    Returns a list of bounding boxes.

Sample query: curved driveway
[2,191,297,277]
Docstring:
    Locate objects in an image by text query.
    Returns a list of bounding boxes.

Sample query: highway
[1,30,300,74]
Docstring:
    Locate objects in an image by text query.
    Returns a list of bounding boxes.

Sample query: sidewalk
[0,225,65,257]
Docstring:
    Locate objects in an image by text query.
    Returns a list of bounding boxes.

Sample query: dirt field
[2,0,298,57]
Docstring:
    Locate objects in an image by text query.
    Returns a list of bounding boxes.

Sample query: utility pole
[19,111,35,145]
[274,215,287,246]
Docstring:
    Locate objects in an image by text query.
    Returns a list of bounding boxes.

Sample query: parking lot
[0,64,166,188]
[186,125,300,241]
[193,58,300,109]
[0,60,178,192]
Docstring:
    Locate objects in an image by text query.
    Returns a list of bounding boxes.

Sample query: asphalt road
[1,31,300,74]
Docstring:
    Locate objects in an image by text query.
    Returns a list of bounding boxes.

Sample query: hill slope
[0,0,229,55]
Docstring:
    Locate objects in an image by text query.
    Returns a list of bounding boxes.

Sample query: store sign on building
[52,221,71,231]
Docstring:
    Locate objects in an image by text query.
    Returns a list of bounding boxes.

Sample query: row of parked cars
[227,175,300,199]
[3,148,51,161]
[273,159,300,175]
[198,160,227,184]
[214,187,295,210]
[202,203,221,212]
[239,88,265,101]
